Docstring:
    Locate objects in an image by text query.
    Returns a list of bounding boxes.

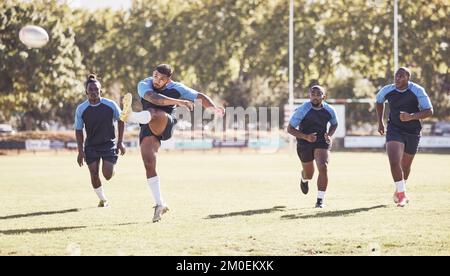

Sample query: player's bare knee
[103,172,113,181]
[317,163,328,173]
[304,171,314,179]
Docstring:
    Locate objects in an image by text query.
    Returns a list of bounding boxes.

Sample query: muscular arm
[197,93,217,108]
[143,90,183,106]
[75,130,84,152]
[117,121,124,143]
[400,108,433,122]
[410,109,433,120]
[328,124,338,137]
[376,103,385,125]
[287,125,306,140]
[75,129,85,166]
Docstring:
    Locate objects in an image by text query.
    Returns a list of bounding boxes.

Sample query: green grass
[0,150,449,256]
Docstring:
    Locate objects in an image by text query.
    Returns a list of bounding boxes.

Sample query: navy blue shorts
[386,128,420,155]
[297,142,330,163]
[139,114,177,144]
[84,146,118,165]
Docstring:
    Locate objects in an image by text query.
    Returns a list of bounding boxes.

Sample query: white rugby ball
[19,25,49,48]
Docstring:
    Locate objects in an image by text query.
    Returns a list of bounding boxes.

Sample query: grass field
[0,150,449,256]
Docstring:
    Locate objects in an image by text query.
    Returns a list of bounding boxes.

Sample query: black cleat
[315,198,324,208]
[300,179,309,194]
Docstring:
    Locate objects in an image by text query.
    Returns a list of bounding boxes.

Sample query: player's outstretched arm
[143,91,193,111]
[196,93,225,116]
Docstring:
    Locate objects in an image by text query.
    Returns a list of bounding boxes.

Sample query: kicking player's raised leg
[314,148,329,208]
[120,93,152,124]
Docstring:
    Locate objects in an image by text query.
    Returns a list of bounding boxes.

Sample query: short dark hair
[396,67,411,78]
[155,64,173,78]
[85,73,100,89]
[310,85,325,94]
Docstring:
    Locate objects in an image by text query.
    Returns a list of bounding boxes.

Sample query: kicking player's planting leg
[141,135,169,222]
[314,148,329,208]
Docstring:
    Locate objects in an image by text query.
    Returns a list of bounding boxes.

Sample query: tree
[0,0,85,130]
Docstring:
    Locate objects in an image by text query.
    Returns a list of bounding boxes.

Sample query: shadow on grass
[0,209,81,220]
[0,222,141,236]
[205,206,287,219]
[281,205,388,220]
[0,226,87,235]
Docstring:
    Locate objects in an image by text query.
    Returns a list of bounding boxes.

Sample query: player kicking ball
[120,64,224,222]
[75,74,126,208]
[376,67,433,207]
[287,85,338,208]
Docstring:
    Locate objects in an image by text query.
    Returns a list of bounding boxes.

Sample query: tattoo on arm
[144,91,177,106]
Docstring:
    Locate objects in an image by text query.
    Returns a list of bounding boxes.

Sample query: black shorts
[84,146,118,165]
[386,128,420,155]
[139,114,177,144]
[297,142,330,163]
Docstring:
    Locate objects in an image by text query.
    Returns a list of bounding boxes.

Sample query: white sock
[94,186,107,201]
[147,176,164,206]
[128,111,151,124]
[317,190,326,200]
[301,172,311,182]
[395,180,406,193]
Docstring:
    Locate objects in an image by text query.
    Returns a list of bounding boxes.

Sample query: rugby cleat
[98,200,109,208]
[315,198,324,208]
[152,205,169,223]
[119,93,133,122]
[395,192,409,207]
[300,179,309,195]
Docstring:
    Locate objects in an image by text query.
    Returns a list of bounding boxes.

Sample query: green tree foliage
[0,0,448,130]
[0,0,85,130]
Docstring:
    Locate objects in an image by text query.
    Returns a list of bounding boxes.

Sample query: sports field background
[0,151,449,255]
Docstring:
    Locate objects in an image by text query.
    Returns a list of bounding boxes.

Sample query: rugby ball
[19,25,49,48]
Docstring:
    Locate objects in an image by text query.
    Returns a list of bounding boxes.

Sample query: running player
[287,85,338,208]
[75,74,126,207]
[376,67,433,207]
